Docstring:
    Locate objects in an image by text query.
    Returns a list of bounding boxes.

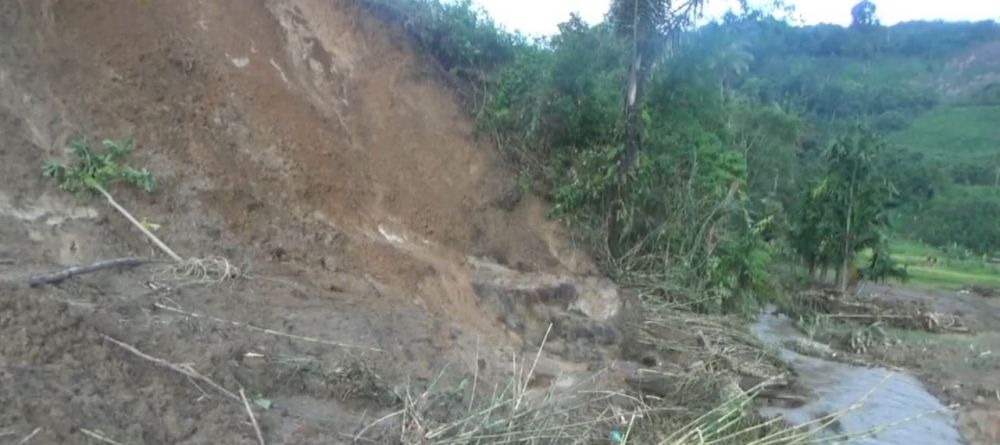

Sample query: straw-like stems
[102,335,240,402]
[79,428,124,445]
[153,302,384,352]
[240,388,267,445]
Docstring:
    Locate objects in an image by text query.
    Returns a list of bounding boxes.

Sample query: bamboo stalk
[240,388,267,445]
[93,184,183,262]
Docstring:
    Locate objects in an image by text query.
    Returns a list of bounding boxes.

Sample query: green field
[881,239,1000,290]
[889,105,1000,160]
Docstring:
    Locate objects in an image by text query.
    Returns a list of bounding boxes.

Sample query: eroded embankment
[0,0,622,442]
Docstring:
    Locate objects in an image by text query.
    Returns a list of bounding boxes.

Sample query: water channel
[752,311,965,445]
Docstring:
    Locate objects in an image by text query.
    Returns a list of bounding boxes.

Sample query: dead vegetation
[795,288,969,334]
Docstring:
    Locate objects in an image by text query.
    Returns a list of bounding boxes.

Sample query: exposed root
[165,256,245,284]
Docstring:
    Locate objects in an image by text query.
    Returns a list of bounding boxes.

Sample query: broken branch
[21,257,149,287]
[102,335,240,402]
[240,388,267,445]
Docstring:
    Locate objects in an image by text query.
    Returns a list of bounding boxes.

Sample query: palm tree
[609,0,705,173]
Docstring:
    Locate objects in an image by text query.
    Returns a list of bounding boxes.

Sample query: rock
[468,258,625,363]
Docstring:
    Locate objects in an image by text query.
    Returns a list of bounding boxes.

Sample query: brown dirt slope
[0,0,602,443]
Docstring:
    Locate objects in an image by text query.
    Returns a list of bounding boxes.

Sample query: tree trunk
[839,162,860,293]
[619,53,646,174]
[608,36,648,256]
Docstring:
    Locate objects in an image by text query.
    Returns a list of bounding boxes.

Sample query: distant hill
[704,16,1000,253]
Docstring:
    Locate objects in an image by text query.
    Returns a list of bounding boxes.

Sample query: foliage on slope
[357,0,998,309]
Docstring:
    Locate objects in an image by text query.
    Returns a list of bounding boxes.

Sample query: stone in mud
[469,258,623,359]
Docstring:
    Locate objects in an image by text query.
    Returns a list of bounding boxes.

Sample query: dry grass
[355,299,928,445]
[371,369,888,445]
[350,318,824,445]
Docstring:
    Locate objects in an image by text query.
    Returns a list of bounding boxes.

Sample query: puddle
[752,312,964,444]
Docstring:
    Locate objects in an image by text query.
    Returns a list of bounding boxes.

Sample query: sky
[473,0,1000,36]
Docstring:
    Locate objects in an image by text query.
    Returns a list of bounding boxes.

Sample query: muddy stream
[752,312,965,444]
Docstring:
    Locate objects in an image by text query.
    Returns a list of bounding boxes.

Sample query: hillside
[704,15,1000,254]
[2,0,999,443]
[0,1,626,442]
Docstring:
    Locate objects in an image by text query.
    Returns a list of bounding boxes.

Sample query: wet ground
[753,311,965,445]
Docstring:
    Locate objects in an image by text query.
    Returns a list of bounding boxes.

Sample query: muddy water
[752,312,965,444]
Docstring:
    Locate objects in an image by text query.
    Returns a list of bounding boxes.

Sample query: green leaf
[42,135,152,195]
[42,163,65,178]
[252,396,272,410]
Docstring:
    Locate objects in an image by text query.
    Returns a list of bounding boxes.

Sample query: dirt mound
[0,0,621,443]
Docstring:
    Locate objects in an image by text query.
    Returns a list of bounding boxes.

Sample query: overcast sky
[474,0,1000,36]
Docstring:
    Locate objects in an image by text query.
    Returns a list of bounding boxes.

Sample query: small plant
[43,136,154,194]
[848,323,888,354]
[797,313,832,340]
[44,136,182,262]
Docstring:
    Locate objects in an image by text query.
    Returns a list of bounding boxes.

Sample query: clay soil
[0,0,601,443]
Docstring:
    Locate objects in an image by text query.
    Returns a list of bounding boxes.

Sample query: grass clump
[364,367,862,445]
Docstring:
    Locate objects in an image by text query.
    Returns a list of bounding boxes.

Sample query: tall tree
[850,0,878,28]
[793,128,896,292]
[609,0,705,173]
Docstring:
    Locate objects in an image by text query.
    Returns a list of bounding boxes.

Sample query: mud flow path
[753,312,964,445]
[0,0,621,442]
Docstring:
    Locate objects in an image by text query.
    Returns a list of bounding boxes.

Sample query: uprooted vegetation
[41,136,243,284]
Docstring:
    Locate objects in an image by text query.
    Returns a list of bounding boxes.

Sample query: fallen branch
[21,257,149,287]
[240,388,267,445]
[17,428,42,445]
[827,312,969,333]
[825,313,922,321]
[102,335,239,402]
[153,303,384,352]
[79,428,123,445]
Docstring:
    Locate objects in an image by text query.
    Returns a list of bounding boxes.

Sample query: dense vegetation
[357,0,1000,311]
[716,11,1000,258]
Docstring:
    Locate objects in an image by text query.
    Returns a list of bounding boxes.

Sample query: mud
[0,0,618,443]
